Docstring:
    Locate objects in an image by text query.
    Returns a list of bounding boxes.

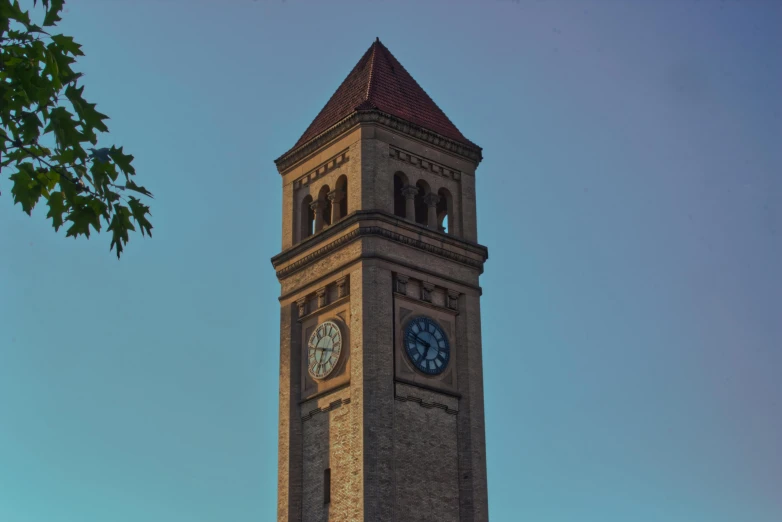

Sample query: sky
[1,0,781,521]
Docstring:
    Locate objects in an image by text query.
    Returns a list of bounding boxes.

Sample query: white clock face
[307,321,343,380]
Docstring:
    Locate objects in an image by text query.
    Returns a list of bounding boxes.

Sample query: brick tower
[272,38,489,522]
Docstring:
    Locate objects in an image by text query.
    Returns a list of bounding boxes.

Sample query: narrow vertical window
[324,468,331,504]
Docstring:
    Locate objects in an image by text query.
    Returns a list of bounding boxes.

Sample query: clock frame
[395,296,458,395]
[403,316,450,375]
[307,320,343,380]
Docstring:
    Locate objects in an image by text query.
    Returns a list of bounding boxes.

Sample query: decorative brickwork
[293,150,350,190]
[394,393,457,415]
[274,221,487,279]
[390,145,462,181]
[301,397,352,422]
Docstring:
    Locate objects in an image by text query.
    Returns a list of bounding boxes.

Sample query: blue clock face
[404,316,450,375]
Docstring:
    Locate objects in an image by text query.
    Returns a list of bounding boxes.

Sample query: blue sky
[1,1,780,521]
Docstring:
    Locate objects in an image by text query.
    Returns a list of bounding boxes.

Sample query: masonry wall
[393,382,460,522]
[301,387,353,522]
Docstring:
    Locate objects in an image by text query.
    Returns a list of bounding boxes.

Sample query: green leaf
[52,148,76,165]
[43,48,61,89]
[65,201,101,239]
[64,84,110,134]
[50,34,84,56]
[44,106,82,149]
[109,146,136,177]
[35,168,59,197]
[3,1,32,28]
[128,196,153,237]
[10,163,42,214]
[42,0,64,27]
[107,205,135,259]
[47,190,67,231]
[19,111,42,144]
[89,156,119,196]
[125,179,153,197]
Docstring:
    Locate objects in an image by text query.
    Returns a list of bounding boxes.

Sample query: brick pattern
[277,303,303,522]
[359,265,396,521]
[393,383,460,521]
[301,387,354,522]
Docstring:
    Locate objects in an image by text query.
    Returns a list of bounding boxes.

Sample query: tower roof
[289,38,478,153]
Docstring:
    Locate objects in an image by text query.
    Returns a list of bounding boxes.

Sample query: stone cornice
[390,145,463,180]
[274,109,483,173]
[271,210,489,280]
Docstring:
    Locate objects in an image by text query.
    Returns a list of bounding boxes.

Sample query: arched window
[437,188,452,234]
[301,194,314,240]
[414,180,430,225]
[335,175,348,221]
[393,172,408,218]
[318,185,331,228]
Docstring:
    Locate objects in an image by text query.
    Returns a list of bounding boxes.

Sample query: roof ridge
[363,40,378,104]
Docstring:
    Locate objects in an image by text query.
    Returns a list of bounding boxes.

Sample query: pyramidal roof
[289,38,478,153]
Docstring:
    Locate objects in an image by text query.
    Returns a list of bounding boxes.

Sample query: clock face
[404,316,450,375]
[307,320,343,380]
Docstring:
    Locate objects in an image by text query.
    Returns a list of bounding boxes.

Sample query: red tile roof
[291,38,477,151]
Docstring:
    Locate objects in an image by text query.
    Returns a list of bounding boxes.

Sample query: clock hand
[416,336,430,361]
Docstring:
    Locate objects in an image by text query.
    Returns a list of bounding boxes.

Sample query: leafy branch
[1,0,153,258]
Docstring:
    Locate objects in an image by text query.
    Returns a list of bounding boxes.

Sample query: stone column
[316,287,327,308]
[328,189,344,223]
[394,274,409,295]
[421,282,435,302]
[296,297,307,317]
[401,185,418,221]
[336,276,348,299]
[424,193,440,229]
[310,199,324,233]
[447,289,459,311]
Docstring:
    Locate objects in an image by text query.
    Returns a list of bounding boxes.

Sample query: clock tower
[272,39,490,522]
